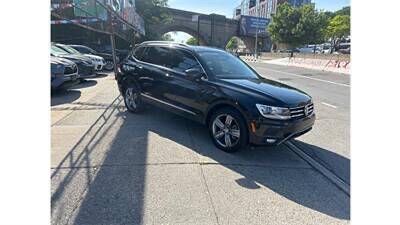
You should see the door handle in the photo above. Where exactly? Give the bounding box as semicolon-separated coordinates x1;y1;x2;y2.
136;65;143;70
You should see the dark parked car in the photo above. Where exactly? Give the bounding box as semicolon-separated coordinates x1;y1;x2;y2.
51;56;79;90
51;44;96;79
68;45;118;71
116;41;315;152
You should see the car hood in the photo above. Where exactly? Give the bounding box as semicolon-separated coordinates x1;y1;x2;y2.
51;56;75;66
85;54;104;60
218;78;312;106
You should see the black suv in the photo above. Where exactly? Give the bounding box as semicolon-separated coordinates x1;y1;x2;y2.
116;41;315;152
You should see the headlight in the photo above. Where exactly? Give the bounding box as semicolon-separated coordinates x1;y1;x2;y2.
255;104;291;120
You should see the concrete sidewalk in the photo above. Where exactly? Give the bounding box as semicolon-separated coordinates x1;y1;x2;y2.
51;74;350;225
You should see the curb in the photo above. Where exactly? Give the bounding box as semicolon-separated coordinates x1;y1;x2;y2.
285;141;350;196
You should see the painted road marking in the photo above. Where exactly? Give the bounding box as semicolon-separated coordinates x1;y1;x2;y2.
258;67;350;88
321;102;338;109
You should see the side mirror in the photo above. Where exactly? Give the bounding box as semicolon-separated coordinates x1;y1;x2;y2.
185;68;203;81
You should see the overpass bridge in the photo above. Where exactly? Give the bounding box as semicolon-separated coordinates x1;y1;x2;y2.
148;7;271;52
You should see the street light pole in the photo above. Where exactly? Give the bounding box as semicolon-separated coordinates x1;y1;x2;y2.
255;25;258;60
254;2;258;60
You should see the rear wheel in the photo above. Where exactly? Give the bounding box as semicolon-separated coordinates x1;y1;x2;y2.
208;108;248;152
123;84;142;113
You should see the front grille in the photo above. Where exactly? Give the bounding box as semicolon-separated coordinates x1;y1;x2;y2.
64;65;77;75
290;103;314;119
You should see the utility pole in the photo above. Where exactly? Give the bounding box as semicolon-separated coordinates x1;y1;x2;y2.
109;12;118;77
254;1;258;60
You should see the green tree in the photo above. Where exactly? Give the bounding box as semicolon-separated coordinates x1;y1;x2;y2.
136;0;173;41
334;6;350;17
268;3;329;49
325;15;350;50
226;37;239;50
298;4;329;45
160;33;174;41
186;37;198;45
268;3;302;49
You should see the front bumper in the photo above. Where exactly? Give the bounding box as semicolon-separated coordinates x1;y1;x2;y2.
51;73;80;89
93;61;105;71
77;64;96;78
248;113;316;146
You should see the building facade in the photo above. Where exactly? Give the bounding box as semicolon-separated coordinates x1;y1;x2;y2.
233;0;311;19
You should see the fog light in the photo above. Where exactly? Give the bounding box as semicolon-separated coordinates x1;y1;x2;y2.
266;138;277;144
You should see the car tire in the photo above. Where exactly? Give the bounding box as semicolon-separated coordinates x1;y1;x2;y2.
208;108;248;153
104;60;114;71
123;84;143;113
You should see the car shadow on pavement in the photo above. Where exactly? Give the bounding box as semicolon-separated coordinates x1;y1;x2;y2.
291;140;350;185
51;101;350;225
51;89;81;106
93;73;109;79
70;80;98;90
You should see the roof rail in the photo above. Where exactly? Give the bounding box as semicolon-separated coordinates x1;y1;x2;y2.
140;41;189;47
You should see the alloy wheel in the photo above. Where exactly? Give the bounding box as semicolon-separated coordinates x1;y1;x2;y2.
105;60;114;70
125;87;138;111
212;114;241;148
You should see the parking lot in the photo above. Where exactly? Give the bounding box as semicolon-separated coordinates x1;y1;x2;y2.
51;65;350;225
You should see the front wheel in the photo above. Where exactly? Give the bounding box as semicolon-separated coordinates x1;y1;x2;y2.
104;60;114;71
123;85;143;113
208;108;248;153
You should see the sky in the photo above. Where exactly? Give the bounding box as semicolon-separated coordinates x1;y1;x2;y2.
166;0;350;43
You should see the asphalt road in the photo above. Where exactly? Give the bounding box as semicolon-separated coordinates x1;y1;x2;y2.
51;70;350;225
248;62;350;185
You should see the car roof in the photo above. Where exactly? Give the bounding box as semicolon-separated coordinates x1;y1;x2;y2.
138;41;225;53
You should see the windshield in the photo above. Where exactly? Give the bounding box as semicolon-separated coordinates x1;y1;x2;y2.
58;45;81;54
197;51;259;79
51;45;69;55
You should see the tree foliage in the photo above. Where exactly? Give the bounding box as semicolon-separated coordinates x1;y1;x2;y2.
324;15;350;51
334;6;350;17
136;0;172;40
226;37;239;50
268;3;327;48
325;15;350;39
160;33;174;42
186;37;198;45
268;3;302;48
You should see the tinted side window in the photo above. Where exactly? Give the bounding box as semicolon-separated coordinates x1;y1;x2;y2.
75;47;90;54
169;49;200;73
141;46;170;67
132;47;146;60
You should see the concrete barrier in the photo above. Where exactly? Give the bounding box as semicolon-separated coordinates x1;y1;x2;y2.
262;56;350;74
240;54;258;62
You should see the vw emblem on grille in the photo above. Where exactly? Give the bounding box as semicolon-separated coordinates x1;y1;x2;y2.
304;105;310;116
